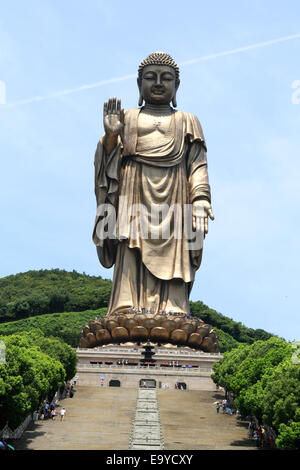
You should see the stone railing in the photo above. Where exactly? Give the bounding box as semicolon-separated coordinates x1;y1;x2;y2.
77;363;212;373
156;349;222;357
0;414;32;439
76;346;222;358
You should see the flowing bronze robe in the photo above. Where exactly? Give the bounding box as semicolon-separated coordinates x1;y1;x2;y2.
92;108;211;315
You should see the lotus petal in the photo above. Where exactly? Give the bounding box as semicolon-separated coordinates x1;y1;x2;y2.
111;326;130;343
150;327;170;343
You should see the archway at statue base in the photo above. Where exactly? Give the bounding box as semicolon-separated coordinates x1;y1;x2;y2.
176;382;187;390
109;379;121;387
139;379;156;388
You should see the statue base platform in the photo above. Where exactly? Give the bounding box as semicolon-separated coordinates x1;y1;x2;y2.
79;312;218;353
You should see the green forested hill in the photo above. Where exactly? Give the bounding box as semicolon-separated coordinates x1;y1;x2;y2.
0;269;111;321
190;301;273;343
0;308;106;347
0;269;274;351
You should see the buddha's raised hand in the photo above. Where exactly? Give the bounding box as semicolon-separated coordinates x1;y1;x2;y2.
103;97;125;137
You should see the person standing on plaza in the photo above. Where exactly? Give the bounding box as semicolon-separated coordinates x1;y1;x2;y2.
222;399;227;413
248;421;254;438
60;408;66;422
253;431;260;447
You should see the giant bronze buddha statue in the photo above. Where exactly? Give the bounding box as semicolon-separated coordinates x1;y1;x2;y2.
80;52;218;352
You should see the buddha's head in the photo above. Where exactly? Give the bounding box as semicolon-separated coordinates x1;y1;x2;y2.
137;52;180;107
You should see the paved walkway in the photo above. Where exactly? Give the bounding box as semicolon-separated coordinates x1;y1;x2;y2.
14;386;256;450
158;390;256;450
14;387;137;450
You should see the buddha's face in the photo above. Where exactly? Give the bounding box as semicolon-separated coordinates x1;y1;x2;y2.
139;65;178;105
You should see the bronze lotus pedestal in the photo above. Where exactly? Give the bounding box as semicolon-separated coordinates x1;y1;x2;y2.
79;312;218;353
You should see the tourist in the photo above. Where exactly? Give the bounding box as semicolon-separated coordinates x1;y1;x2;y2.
51;408;56;420
248;421;254;438
222;399;227;413
60;408;66;421
260;426;267;447
253;431;260;447
257;425;262;444
268;436;275;448
42;405;49;419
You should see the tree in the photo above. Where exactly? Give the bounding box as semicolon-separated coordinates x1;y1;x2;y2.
230;338;292;398
276;422;300;450
213;328;240;353
211;343;251;392
49;290;70;313
22;329;77;381
0;299;8;320
0;334;65;429
11;298;31;319
211;336;299;448
260;360;300;429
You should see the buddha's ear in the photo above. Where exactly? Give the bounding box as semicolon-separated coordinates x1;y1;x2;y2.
138;92;144;107
137;78;143;107
172;93;177;108
172;81;180;108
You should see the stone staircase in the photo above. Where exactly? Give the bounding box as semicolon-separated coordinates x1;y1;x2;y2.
129;388;164;450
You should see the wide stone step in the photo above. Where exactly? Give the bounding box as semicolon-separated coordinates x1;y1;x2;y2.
131;444;164;450
136;401;158;410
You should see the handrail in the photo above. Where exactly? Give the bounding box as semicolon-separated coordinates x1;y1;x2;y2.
76;347;222;357
76;363;212;372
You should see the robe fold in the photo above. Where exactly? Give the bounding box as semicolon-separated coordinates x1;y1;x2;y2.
92;108;211;315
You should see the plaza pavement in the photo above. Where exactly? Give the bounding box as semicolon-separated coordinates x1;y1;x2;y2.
14;386;256;450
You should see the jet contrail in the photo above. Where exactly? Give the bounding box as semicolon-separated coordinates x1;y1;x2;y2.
1;32;300;108
179;32;300;65
1;74;137;108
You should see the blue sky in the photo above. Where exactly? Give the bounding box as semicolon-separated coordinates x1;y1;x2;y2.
0;0;299;341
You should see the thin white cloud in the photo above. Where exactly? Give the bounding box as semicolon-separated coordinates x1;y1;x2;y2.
1;32;300;108
1;74;137;108
179;32;300;65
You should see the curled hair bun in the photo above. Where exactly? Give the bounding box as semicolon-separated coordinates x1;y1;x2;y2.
138;52;180;85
